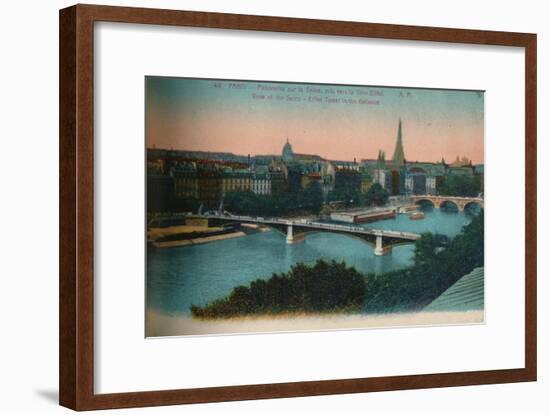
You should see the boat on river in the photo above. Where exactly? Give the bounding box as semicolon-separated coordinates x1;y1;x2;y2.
409;211;425;220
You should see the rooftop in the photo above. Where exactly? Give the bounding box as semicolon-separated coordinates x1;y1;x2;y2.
424;267;484;312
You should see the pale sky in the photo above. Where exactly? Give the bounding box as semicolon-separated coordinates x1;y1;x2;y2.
146;77;484;164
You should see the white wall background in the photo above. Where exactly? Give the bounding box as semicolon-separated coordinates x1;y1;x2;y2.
0;0;546;414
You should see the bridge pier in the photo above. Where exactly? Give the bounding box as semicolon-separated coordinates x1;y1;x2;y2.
374;235;392;256
286;225;305;244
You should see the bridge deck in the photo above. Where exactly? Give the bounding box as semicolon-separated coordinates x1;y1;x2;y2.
199;214;421;241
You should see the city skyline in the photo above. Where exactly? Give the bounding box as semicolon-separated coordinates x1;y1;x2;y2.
146;77;484;164
146;139;479;166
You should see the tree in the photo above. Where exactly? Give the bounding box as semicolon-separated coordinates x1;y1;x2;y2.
327;187;362;207
223;185;325;217
191;260;366;318
364;210;484;312
439;174;481;197
364;183;389;206
301;181;324;212
413;233;449;269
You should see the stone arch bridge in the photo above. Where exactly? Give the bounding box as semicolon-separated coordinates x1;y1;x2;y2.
195;214;421;256
410;195;484;212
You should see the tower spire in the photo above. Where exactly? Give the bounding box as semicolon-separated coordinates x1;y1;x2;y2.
392;118;405;166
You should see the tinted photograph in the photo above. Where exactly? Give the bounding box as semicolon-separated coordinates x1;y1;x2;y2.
145;77;484;337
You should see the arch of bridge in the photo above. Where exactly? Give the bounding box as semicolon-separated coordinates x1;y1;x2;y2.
412;196;483;211
464;200;484;209
439;199;460;210
413;198;437;208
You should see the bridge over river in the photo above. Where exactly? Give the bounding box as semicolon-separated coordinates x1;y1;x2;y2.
410;195;483;212
192;214;421;256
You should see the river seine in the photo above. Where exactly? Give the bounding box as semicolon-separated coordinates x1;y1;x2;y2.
147;206;477;316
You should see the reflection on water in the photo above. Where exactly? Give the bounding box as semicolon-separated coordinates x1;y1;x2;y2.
147;207;474;316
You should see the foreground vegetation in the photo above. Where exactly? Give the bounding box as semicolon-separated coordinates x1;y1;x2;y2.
365;211;484;312
191;260;366;318
191;211;484;318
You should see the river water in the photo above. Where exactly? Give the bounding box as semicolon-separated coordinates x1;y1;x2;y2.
147;206;478;316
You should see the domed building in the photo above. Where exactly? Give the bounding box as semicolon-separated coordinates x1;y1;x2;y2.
282;138;294;162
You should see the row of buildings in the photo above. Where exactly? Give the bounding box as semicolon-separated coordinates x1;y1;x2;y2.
171;164;285;200
148;146;371;208
147;120;484;210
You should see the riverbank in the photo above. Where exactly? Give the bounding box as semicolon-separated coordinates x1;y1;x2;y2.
146;309;484;337
152;231;247;248
148;222;263;248
148;224;217;240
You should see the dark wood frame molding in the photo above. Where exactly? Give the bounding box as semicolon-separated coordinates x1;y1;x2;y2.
59;4;537;411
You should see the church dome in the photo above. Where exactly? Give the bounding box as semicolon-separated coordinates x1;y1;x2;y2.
282;138;294;162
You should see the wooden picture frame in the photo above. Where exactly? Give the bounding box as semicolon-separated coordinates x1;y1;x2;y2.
59;4;537;410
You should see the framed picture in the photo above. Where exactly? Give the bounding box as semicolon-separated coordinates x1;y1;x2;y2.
59;4;537;410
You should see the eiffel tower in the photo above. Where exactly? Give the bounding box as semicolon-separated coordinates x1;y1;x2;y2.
392;119;405;166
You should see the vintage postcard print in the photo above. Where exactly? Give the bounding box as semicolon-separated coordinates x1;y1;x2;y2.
145;77;484;337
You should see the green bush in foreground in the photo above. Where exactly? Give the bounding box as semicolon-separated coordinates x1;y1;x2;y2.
191;260;366;318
